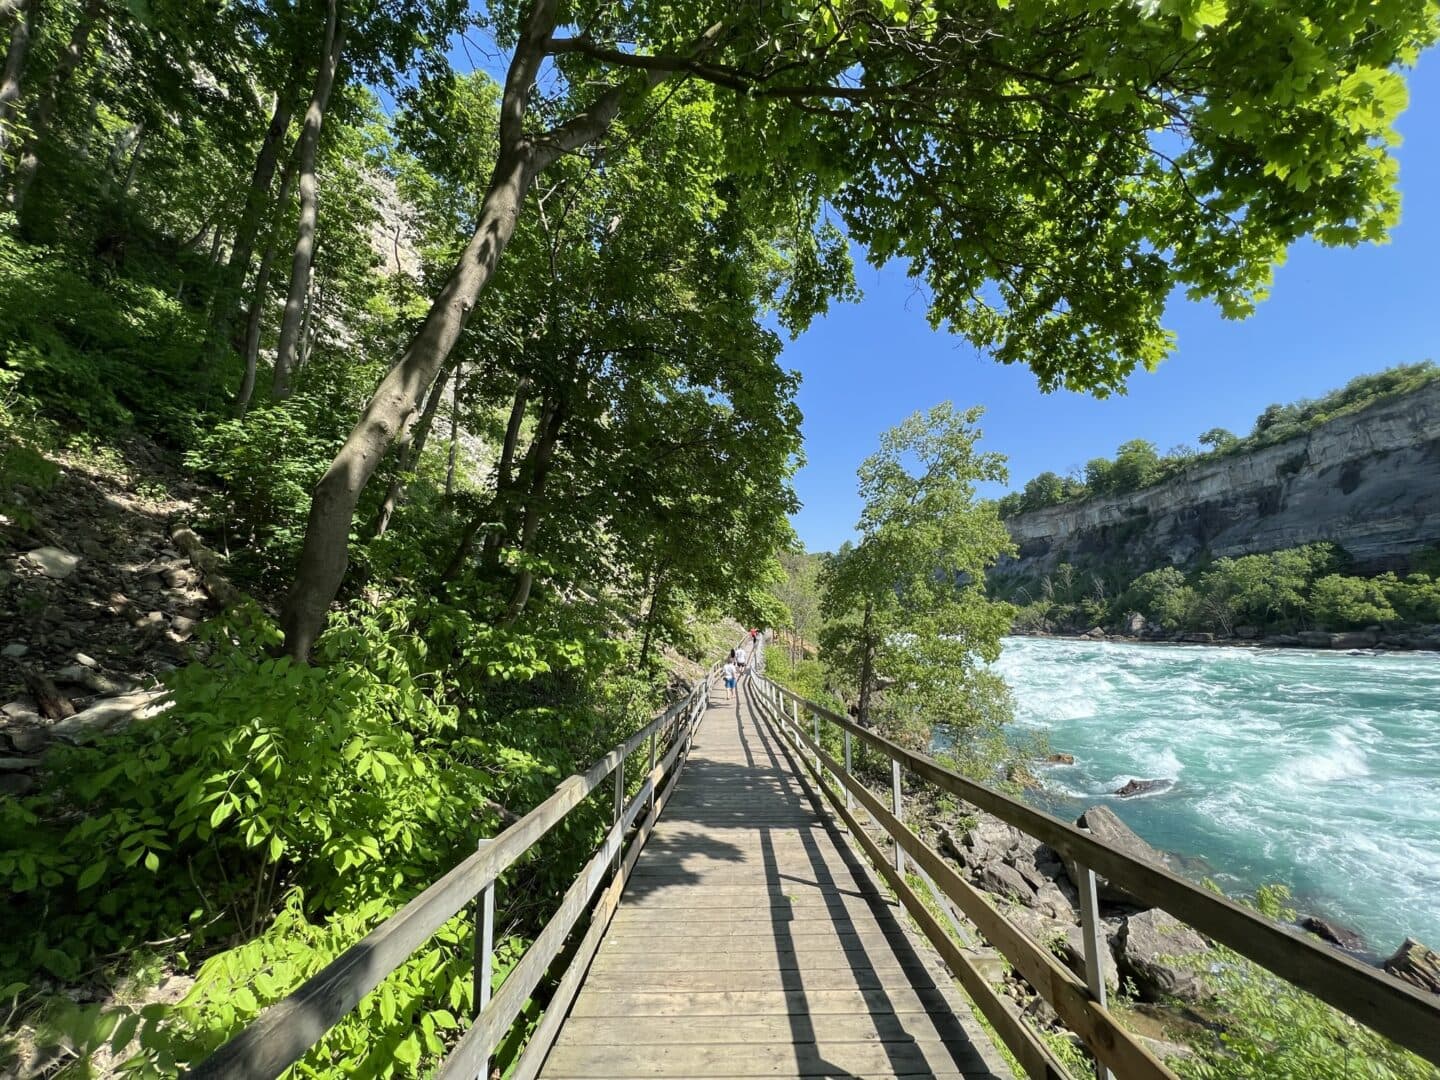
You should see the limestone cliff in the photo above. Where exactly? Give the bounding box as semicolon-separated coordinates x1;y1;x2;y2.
1001;379;1440;577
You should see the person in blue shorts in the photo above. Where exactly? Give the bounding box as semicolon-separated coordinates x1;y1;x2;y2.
721;653;738;701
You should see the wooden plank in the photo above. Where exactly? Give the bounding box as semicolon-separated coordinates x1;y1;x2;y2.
763;688;1168;1080
551;1012;981;1046
541;1038;990;1077
566;987;957;1018
511;696;703;1080
750;692;1072;1080
579;967;941;994
762;680;1440;1066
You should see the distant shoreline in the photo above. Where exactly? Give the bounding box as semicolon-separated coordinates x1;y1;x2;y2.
1008;627;1440;655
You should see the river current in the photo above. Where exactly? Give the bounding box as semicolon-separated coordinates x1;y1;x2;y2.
992;635;1440;955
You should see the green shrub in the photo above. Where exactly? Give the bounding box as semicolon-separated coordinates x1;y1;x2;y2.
1309;574;1398;629
0;234;230;444
1177;886;1434;1080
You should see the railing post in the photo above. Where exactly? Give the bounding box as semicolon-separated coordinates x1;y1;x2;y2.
473;839;495;1023
647;728;657;814
812;710;822;779
612;759;625;875
843;729;853;810
891;758;904;875
1077;865;1114;1080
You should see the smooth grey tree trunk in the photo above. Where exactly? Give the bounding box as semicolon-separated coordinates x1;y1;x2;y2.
272;0;342;400
236;143;299;417
207;61;300;357
0;0;34;163
375;361;454;536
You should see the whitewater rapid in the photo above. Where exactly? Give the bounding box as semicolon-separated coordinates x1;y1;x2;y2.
993;636;1440;954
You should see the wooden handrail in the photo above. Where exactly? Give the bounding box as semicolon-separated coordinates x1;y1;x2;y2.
755;676;1440;1067
191;661;719;1080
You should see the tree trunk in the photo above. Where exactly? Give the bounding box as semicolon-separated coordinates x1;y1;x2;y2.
638;567;667;668
235;145;298;417
502;396;566;623
480;374;531;564
279;0;651;660
444;364;462;496
11;0;102;217
857;599;875;726
0;0;34;163
272;0;342;401
118;120;143;195
206;57;302;356
375;360;454;536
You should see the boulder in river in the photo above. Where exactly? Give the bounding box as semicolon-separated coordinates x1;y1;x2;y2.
1121;611;1146;637
1383;938;1440;994
1066;805;1167;907
1299;915;1366;952
1329;630;1378;649
1113;778;1173;798
1297;630;1333;648
1047;753;1075;764
1083;626;1106;639
1118;908;1211;1001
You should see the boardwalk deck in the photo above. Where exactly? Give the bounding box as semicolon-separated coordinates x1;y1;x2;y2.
539;679;1006;1080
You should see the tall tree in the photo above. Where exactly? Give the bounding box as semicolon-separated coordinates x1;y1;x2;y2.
820;404;1014;755
272;0;343;400
279;0;1437;660
11;0;104;217
0;0;33;162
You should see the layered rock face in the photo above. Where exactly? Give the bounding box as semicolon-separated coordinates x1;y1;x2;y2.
1002;380;1440;576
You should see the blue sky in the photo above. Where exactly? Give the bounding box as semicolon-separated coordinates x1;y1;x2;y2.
782;54;1440;554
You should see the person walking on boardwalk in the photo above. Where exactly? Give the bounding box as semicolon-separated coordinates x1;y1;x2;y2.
721;654;738;701
736;644;748;679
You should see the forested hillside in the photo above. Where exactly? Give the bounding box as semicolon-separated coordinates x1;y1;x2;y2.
1;0;1436;1073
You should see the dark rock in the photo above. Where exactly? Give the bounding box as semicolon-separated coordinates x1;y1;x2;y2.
1178;632;1214;644
0;756;37;771
1121;611;1146;636
1;726;47;753
1083;626;1106;640
1118;908;1211;1001
1383;938;1440;994
1060;925;1119;992
1264;634;1301;647
1066;805;1167;907
1329;630;1378;649
1047;753;1075;765
1298;630;1333;648
1233;625;1260;640
0;773;37;796
977;860;1036;902
1299;915;1366;952
1113;778;1173;798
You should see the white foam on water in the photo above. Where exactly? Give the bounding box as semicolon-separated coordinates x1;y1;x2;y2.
996;636;1440;951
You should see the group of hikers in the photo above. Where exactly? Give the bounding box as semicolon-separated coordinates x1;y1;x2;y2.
718;628;761;702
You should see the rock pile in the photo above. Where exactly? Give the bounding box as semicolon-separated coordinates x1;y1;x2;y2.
1;443;225;791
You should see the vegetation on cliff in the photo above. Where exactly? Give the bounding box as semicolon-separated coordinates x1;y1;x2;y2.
996;362;1440;518
996;542;1440;640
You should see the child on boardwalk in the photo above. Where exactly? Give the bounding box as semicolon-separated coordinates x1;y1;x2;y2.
721;652;738;701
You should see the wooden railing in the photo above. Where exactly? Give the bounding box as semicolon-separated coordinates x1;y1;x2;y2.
747;672;1440;1079
190;660;719;1080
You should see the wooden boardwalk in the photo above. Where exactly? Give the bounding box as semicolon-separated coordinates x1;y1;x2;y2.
539;678;1005;1079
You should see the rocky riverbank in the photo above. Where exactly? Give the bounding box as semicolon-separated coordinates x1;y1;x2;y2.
907;794;1440;1062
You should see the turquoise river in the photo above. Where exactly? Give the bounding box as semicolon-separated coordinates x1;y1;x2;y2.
993;635;1440;956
